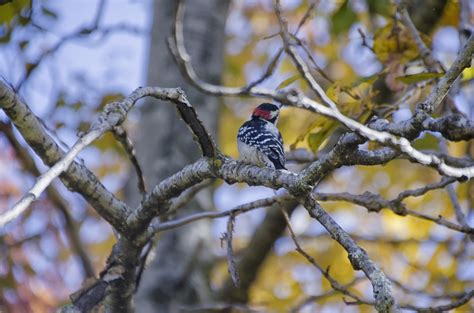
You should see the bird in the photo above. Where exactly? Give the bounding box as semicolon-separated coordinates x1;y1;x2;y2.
237;103;286;170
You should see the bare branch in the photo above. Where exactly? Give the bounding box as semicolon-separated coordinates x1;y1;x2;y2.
0;80;130;231
401;289;474;312
397;0;441;71
171;1;474;180
303;195;397;312
149;196;284;234
314;176;474;235
217;199;299;302
0;125;109;228
0;121;95;278
419;34;474;113
274;0;338;110
0;85;217;230
112;125;147;195
128;159;214;234
222;214;240;287
281;209;371;305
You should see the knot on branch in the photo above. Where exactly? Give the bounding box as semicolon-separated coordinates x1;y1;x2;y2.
389;201;408;216
359;192;388;213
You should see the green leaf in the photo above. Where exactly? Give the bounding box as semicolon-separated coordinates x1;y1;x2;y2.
331;0;357;36
396;72;444;84
0;0;30;24
276;73;301;89
413;133;439;150
307;121;337;153
367;0;392;17
350;74;379;88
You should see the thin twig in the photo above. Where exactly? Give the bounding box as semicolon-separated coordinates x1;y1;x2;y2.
400;290;474;312
396;0;441;71
290;278;365;313
168;179;214;213
170;0;474;180
439;140;471;230
112;125;147;195
281;209;372;306
394;176;456;202
17;4;142;89
314;176;474;235
223;213;240;287
274;0;338;110
419;34;474;113
149;196;285;234
357;28;376;54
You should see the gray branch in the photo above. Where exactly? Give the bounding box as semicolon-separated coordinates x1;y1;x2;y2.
0;80;130;232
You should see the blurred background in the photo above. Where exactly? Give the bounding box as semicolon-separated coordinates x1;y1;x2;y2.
0;0;473;312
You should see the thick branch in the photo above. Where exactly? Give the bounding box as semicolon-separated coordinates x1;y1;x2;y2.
0;121;95;278
0;81;130;231
0;85;217;231
170;0;474;179
0;122;110;228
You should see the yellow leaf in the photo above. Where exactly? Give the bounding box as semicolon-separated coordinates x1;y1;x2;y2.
373;21;429;63
307;121;337;153
276;73;301;89
290;116;333;150
461;66;474;81
396;72;444;84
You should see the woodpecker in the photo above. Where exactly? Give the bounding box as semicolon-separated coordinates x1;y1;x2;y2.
237;103;286;170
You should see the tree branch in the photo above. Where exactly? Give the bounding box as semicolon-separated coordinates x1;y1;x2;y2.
419;34;474;113
0;80;130;232
281;209;371;305
0;85;217;230
170;0;474;180
112;125;147;195
0;121;95;277
304;195;397;312
397;0;440;71
149;196;285;234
